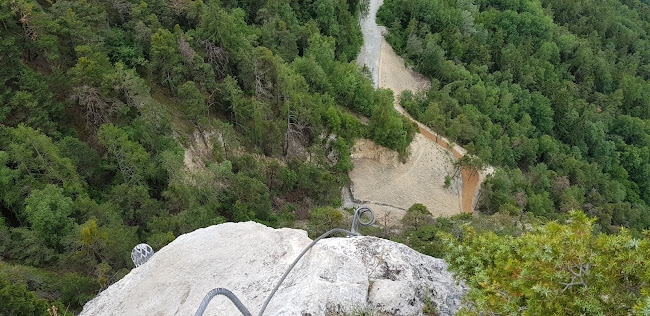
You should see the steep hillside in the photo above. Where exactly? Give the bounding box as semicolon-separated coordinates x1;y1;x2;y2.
0;0;417;312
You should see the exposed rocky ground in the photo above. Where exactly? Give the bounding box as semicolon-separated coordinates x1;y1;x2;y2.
80;222;466;316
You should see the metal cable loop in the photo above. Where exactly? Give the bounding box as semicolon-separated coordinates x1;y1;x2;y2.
351;206;375;235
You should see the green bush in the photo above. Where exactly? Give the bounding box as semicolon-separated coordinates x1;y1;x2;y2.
0;276;53;316
401;203;434;231
308;207;343;237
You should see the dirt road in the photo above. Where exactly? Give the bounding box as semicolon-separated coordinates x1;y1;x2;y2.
349;0;492;221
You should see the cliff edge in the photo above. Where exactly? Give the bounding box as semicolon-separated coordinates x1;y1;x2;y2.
80;222;465;316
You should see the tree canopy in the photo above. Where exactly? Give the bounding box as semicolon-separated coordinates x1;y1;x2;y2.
0;0;412;312
380;0;650;234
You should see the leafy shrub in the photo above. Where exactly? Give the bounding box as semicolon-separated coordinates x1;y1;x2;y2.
308;207;343;237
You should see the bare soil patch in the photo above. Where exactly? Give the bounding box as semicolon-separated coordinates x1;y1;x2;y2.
349;38;491;225
377;39;489;214
349;134;462;224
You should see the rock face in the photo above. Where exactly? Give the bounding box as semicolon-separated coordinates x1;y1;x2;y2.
80;222;466;316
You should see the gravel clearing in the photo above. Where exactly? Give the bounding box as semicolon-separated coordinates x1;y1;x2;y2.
356;0;385;88
377;39;431;94
349;134;462;222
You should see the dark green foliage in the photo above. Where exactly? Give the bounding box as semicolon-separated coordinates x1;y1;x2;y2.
401;203;433;231
231;174;273;222
292;161;341;206
307;206;343;237
0;0;415;310
56;137;108;191
0;276;54;316
0;263;97;314
379;0;650;232
177;81;207;123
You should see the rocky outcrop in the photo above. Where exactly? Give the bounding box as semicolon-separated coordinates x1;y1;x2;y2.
80;222;466;316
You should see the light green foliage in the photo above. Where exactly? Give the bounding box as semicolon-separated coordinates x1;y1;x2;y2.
150;28;183;89
24;185;75;251
369;104;406;149
441;211;650;315
293;56;331;92
257;4;300;62
107;63;151;110
2;126;85;221
323;105;342;134
422;288;438;315
330;62;376;116
443;175;452;189
8;126;83;190
68;45;113;88
75;214;137;271
305;33;336;72
308;0;363;61
197;4;257;58
98;124;152;185
331;137;353;173
368;91;417;156
108;184;162;227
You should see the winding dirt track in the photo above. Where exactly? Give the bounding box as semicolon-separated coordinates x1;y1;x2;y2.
377;40;480;214
350;1;490;218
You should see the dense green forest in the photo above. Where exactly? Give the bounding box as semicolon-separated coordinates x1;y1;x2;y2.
3;0;650;314
377;0;650;313
378;0;650;234
0;0;418;313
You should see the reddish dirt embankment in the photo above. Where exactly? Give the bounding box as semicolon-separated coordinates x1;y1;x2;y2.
418;127;479;213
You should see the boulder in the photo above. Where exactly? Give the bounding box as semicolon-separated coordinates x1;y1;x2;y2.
80;222;466;316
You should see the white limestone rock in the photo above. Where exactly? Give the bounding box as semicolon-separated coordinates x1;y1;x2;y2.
80;222;465;316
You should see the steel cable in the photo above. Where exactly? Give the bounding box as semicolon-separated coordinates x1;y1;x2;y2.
194;207;374;316
194;288;252;316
